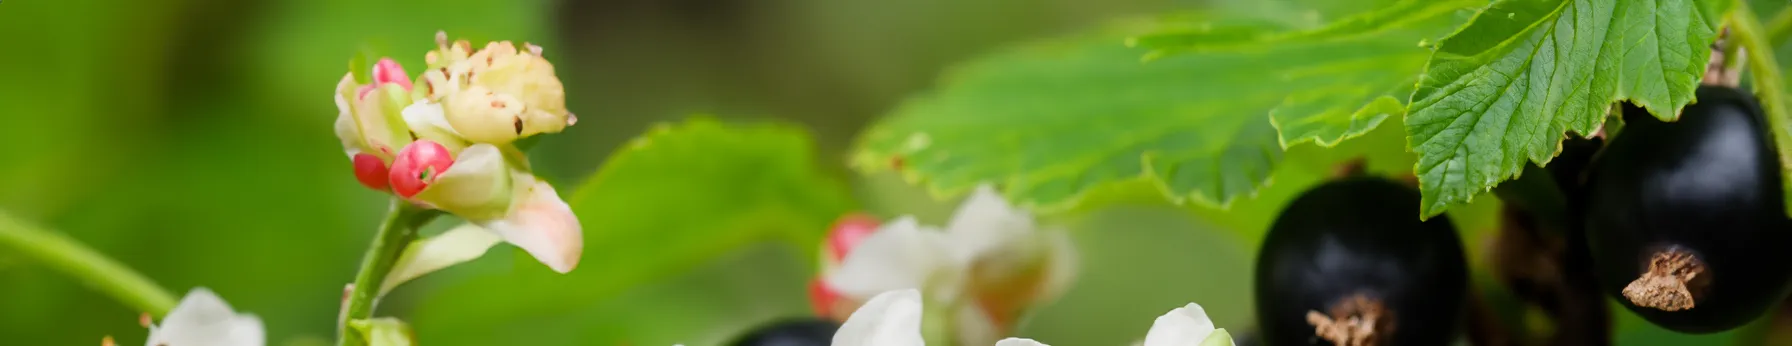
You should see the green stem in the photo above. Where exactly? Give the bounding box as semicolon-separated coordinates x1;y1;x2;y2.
1765;4;1792;46
1729;0;1792;217
338;199;435;346
0;210;178;315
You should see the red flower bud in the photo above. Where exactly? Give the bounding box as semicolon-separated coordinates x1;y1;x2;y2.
372;57;413;91
825;213;881;262
809;278;842;319
352;153;391;191
389;140;454;198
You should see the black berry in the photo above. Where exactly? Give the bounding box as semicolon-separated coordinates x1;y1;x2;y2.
1583;85;1792;333
1255;177;1469;346
727;318;839;346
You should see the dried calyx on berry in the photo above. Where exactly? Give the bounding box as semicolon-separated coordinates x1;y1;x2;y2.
1582;85;1792;333
1255;177;1468;346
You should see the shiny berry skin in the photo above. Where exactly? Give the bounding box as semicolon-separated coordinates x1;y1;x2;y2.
372;57;413;91
352;153;391;191
1582;86;1792;333
825;213;881;262
727;318;839;346
388;140;454;198
1255;177;1467;346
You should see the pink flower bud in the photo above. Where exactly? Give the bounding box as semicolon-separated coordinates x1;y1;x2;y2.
825;213;882;262
809;278;843;319
352;153;391;191
389;140;455;198
372;57;413;91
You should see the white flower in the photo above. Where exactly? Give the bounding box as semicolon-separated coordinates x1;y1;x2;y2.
383;93;582;276
419;32;573;144
1141;303;1234;346
994;338;1050;346
823;184;1077;345
144;288;265;346
331;32;584;279
832;289;926;346
829;290;1232;346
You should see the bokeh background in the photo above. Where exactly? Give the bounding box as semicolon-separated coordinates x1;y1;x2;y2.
0;0;1784;345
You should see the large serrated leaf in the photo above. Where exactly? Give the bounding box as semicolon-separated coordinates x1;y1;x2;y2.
411;118;855;343
852;0;1480;212
1404;0;1728;218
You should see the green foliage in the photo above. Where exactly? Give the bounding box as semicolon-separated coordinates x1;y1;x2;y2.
1404;0;1728;217
851;0;1482;215
0;0;557;344
349;318;417;346
850;29;1272;212
1139;0;1483;149
411;117;855;344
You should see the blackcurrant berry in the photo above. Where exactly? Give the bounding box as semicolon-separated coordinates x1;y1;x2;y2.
727;318;839;346
1549;136;1603;206
1255;177;1468;346
1582;85;1792;333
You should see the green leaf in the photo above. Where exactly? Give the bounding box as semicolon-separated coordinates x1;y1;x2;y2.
412;117;856;343
1404;0;1729;218
851;0;1480;212
349;318;417;346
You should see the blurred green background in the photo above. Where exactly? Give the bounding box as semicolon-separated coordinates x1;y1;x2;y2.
0;0;1777;345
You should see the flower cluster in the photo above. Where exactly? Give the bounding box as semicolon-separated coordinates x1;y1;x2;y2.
333;32;582;273
813;184;1079;345
833;289;1235;346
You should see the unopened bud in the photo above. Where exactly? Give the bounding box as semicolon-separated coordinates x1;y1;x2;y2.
825;213;881;263
389;140;455;198
372;58;413;91
353;153;391;191
809;278;846;319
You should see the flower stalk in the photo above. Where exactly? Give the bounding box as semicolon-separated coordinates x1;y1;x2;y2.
0;210;177;315
338;199;437;346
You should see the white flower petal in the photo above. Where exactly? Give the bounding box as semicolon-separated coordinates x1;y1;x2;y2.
146;288;266;346
444;86;529;143
401;101;471;152
380;223;505;294
412;144;513;221
825;217;956;299
995;338;1050;346
335;76;368;157
832;289;925;346
1142;303;1220;346
1039;230;1080;301
480;177;583;273
336;113;363;157
944;184;1034;260
956;305;1001;346
1199;329;1235;346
